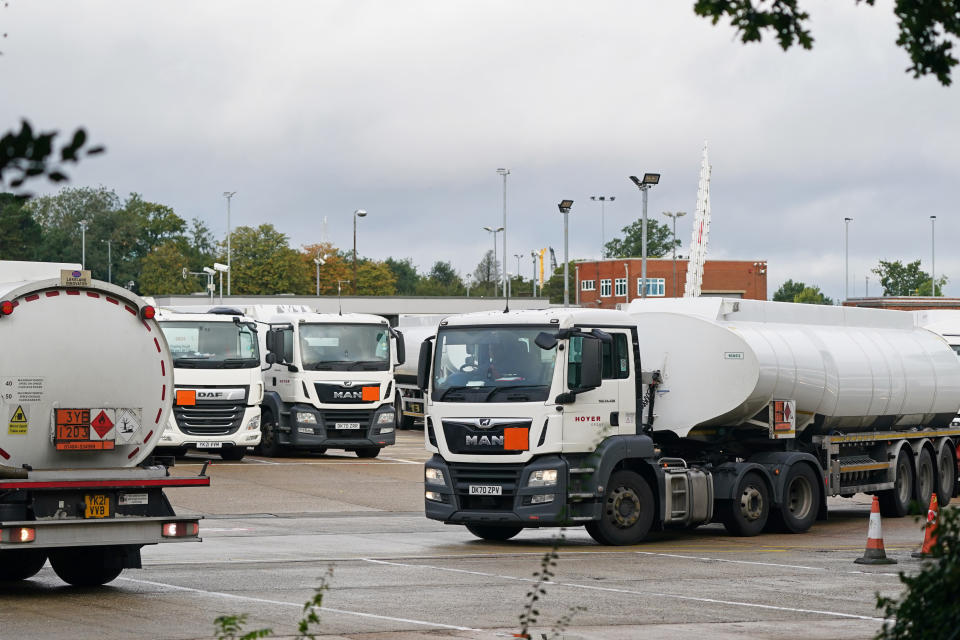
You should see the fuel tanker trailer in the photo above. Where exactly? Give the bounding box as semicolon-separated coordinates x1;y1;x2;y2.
418;298;960;545
0;262;208;585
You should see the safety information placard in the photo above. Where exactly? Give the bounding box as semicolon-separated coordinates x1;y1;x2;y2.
54;408;114;451
8;404;29;435
1;377;46;405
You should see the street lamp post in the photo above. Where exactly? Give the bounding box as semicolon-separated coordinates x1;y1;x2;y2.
78;220;88;269
590;196;615;258
223;191;236;295
100;239;112;283
662;211;687;297
844;217;852;301
629;174;660;299
482;226;503;294
314;254;325;296
213;262;229;303
931;215;937;296
353;209;367;295
497;168;510;298
513;254;523;294
558;200;574;307
530;251;538;297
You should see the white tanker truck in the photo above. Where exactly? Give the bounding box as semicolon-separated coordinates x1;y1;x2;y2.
419;298;960;544
0;262;207;585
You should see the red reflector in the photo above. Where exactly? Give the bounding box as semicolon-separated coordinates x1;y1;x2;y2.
162;521;200;538
140;305;156;320
5;527;36;543
0;300;14;315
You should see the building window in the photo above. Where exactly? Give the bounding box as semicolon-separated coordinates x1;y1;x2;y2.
581;279;595;291
637;278;665;297
614;278;627;297
600;279;612;297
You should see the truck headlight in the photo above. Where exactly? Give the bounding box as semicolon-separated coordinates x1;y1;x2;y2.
527;469;558;488
296;412;317;424
246;414;261;430
425;490;444;502
376;410;395;425
425;468;445;485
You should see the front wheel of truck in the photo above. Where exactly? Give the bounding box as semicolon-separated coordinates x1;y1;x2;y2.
466;524;523;541
585;470;655;546
356;447;380;458
0;550;47;581
49;547;124;586
256;411;283;457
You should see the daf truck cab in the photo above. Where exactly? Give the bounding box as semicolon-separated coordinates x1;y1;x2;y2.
155;307;263;461
251;309;404;458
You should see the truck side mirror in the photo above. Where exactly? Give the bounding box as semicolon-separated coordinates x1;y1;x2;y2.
579;337;603;389
417;340;433;391
394;330;406;366
265;352;277;365
535;331;558;350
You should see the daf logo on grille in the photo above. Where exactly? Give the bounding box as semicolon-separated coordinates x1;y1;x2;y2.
478;418;492;428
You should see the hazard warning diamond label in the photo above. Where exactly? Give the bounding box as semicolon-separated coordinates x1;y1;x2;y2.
90;410;115;439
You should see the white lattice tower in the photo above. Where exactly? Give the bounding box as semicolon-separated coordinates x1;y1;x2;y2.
684;142;712;297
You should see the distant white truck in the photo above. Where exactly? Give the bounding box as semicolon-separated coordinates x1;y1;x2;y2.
0;262;206;585
394;315;446;429
155;307;263;460
248;307;404;457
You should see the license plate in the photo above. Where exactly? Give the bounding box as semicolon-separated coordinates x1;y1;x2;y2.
410;403;423;413
85;494;110;518
469;485;502;496
195;441;223;449
334;423;361;430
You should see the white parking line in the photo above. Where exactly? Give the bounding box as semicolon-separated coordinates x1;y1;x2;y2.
362;558;886;622
633;551;901;577
118;576;479;631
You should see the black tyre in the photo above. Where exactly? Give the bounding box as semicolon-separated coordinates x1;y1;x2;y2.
914;447;935;510
936;444;956;505
256;412;283;457
394;396;415;430
49;547;123;586
466;524;523;541
879;448;914;517
721;471;770;536
0;550;47;581
356;447;380;459
585;470;655;545
313;447;328;455
768;464;819;533
219;447;246;461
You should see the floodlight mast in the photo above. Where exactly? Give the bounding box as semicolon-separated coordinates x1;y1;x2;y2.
629;173;660;300
558;200;574;307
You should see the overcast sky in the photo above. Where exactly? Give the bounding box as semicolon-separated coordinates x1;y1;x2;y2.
3;1;958;300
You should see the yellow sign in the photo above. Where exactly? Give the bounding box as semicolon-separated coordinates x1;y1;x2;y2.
8;404;28;435
60;269;92;287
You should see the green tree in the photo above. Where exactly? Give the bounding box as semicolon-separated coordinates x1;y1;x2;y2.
694;0;960;85
472;250;500;296
793;286;833;305
355;260;397;295
872;259;946;296
139;242;202;295
772;279;807;302
384;257;420;295
227;224;311;295
1;120;104;192
415;261;465;295
604;219;678;259
0;193;41;260
875;506;960;639
301;242;351;295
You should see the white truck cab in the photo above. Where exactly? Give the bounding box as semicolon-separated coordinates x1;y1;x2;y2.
251;308;404;458
155;307;263;460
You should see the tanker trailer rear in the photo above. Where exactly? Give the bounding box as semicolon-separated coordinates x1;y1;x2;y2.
0;265;208;585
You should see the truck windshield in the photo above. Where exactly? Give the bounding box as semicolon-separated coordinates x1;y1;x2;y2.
299;323;390;371
160;321;260;368
432;326;556;402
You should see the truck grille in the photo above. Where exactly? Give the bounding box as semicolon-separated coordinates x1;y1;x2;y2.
174;402;245;436
442;419;533;455
448;463;524;511
321;409;373;438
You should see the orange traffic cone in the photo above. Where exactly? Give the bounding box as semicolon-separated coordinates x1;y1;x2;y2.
855;495;897;565
911;493;939;558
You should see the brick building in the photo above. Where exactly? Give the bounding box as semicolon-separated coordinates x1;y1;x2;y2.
573;258;767;309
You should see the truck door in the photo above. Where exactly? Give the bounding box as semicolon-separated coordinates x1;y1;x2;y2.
563;328;634;448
